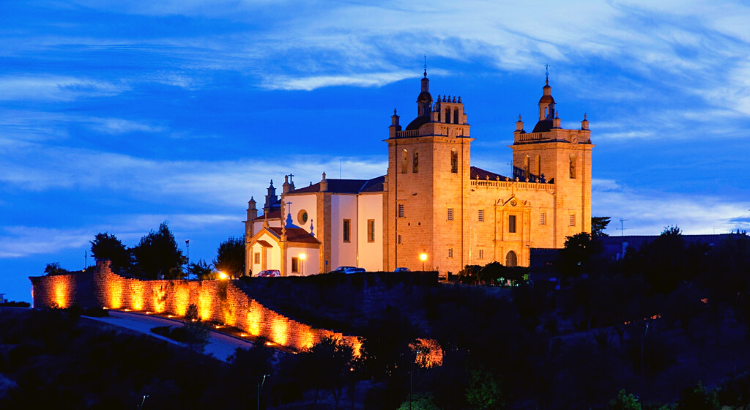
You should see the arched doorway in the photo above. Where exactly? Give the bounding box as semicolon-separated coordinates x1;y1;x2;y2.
506;251;518;267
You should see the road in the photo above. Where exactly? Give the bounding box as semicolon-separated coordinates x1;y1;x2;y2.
85;310;255;362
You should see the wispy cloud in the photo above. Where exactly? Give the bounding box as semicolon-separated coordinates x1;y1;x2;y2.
262;71;421;91
0;76;128;102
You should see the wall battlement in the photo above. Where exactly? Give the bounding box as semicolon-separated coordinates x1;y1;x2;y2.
29;261;361;353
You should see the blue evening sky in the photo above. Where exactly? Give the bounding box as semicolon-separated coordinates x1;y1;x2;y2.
2;0;749;301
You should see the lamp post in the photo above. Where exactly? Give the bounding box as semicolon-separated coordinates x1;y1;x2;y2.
409;349;421;410
185;239;190;279
419;253;427;271
299;253;306;276
258;374;268;410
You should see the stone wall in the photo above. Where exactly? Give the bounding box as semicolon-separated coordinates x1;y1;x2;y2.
29;261;362;353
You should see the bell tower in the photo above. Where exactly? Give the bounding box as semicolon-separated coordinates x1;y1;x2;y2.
510;76;594;248
384;70;473;275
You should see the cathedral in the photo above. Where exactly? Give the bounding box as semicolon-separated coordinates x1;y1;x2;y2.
243;71;593;277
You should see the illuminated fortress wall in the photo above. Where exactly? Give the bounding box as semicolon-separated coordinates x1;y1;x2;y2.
29;261;361;352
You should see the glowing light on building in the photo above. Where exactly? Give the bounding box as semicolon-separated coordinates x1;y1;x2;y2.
174;285;189;316
131;281;144;311
247;304;262;337
109;279;123;309
218;271;228;280
199;287;212;321
271;316;289;346
53;279;68;308
152;286;166;313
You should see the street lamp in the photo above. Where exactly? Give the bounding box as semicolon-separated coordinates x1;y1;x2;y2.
218;271;228;280
419;253;427;271
299;253;306;276
185;239;190;279
258;374;269;410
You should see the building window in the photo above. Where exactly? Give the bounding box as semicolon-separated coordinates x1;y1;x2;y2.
413;150;419;173
343;219;351;242
445;107;451;124
540;212;546;226
398;204;405;218
447;208;454;221
509;215;517;233
478;209;484;222
569;214;576;227
478;249;484;259
453;109;459;124
254;252;260;264
506;251;518;267
398;234;402;245
448;247;453;258
291;257;299;273
451;149;458;173
402;149;408;174
297;209;308;225
367;219;375;243
569;154;577;179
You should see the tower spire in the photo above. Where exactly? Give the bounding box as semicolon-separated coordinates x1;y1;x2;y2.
545;63;549;85
424;55;427;77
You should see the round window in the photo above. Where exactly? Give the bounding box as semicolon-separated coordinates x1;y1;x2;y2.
297;209;308;225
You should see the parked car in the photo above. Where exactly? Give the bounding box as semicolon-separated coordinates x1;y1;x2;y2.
394;267;411;272
343;267;366;274
257;270;280;277
332;266;356;273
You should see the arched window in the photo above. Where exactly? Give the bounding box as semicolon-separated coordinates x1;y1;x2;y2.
524;155;530;180
413;150;419;173
402;149;408;174
451;149;458;173
544;107;548;118
453;109;459;124
506;251;518;267
569;154;577;179
536;155;541;178
445;107;451;124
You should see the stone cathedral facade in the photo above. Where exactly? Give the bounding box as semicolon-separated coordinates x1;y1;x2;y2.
244;72;593;277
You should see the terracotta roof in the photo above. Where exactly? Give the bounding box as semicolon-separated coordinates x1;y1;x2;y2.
256;240;272;248
289;176;385;194
268;227;321;245
252;209;281;221
470;166;509;180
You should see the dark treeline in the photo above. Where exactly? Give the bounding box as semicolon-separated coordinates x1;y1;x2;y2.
45;222;246;280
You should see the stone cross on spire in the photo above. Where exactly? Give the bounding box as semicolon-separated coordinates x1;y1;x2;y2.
424;55;427;77
545;64;549;84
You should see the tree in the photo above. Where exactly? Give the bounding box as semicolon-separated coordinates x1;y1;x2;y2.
608;389;641;410
465;366;506;410
190;259;216;280
131;222;184;279
557;232;604;278
214;236;245;278
676;381;719;410
90;232;131;271
305;337;355;409
44;262;68;275
182;304;210;354
592;216;611;237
